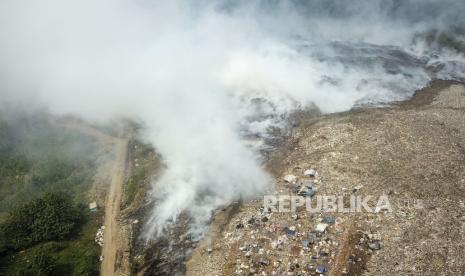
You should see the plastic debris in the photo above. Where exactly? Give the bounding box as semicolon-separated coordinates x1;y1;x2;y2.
302;240;310;248
298;185;316;197
283;174;297;184
286;227;296;236
316;265;328;274
322;216;335;224
316;223;328;233
95;226;105;246
304;169;317;177
368;240;382;250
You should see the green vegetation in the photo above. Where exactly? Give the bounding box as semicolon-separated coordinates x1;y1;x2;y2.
2;192;82;250
123;139;160;207
0;213;100;275
0;113;102;275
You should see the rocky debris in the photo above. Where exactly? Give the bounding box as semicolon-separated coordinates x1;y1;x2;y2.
95;225;105;246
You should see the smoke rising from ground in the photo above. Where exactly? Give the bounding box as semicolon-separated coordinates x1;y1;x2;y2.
1;0;464;238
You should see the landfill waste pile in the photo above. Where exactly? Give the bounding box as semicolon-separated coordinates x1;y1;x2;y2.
95;225;105;247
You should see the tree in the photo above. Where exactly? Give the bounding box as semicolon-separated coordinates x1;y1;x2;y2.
1;192;83;250
17;247;58;276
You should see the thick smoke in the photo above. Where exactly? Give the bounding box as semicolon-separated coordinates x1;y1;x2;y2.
0;0;464;238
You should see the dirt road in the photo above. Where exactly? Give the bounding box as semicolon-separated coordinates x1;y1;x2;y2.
53;119;131;276
101;137;129;276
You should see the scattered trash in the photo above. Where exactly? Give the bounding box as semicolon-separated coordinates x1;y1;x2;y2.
307;233;315;244
304;169;317;177
290;184;300;193
316;265;328;274
322;216;335;224
257;258;270;266
286;226;297;236
95;226;105;246
236;223;244;229
302;240;310;248
89;201;98;212
353;185;363;193
283;174;297;184
368;240;382;250
298;185;316;197
316;223;328;233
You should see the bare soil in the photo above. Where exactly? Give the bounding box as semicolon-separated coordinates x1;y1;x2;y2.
101;137;131;276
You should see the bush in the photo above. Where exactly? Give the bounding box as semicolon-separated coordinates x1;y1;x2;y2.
1;192;83;250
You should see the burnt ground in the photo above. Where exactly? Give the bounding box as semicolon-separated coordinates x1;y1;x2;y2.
185;80;465;275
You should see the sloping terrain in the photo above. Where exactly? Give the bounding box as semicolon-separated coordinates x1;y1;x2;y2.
185;80;465;275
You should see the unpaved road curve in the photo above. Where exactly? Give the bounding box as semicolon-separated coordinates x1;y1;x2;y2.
101;137;129;276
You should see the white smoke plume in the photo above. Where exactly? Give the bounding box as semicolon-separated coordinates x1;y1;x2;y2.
1;0;464;238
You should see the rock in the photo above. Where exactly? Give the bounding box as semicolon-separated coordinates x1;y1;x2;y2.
284;174;297;184
368;240;382;250
315;223;328;233
316;265;328;274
